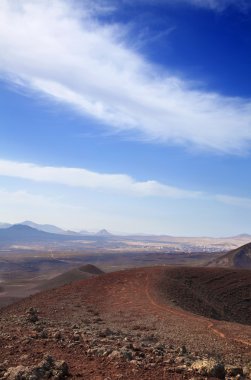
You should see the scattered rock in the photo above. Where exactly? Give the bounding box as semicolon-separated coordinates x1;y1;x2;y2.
53;331;62;341
98;328;114;338
225;365;243;377
243;364;251;379
178;345;187;355
2;356;69;380
109;350;121;359
39;330;48;339
2;365;27;379
26;308;39;323
72;333;80;342
120;350;133;361
191;358;225;379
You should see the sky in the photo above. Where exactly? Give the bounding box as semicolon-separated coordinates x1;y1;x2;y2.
1;0;251;236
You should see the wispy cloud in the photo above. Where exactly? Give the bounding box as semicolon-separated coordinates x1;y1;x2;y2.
0;159;201;199
2;159;251;212
0;188;55;207
1;0;251;153
214;194;251;208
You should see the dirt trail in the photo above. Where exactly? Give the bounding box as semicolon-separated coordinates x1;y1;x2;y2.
0;265;250;379
145;273;251;348
98;267;251;358
145;274;226;337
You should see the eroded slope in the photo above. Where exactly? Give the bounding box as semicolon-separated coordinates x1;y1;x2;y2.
157;266;251;325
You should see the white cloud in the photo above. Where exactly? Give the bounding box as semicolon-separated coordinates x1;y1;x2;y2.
214;194;251;208
0;188;54;207
0;159;201;199
2;158;251;210
2;159;251;235
0;0;251;153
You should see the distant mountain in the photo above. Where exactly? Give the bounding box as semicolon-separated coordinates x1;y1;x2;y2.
208;242;251;269
96;229;112;236
37;264;104;291
11;221;92;236
0;224;83;244
232;233;251;239
20;221;71;235
79;230;91;235
0;224;101;246
65;230;79;235
0;223;12;229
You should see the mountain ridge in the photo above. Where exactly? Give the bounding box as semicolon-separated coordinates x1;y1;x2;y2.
208;241;251;268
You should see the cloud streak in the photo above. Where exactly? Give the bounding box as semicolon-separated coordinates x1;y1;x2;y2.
1;0;251;153
0;159;201;199
2;158;251;212
214;194;251;208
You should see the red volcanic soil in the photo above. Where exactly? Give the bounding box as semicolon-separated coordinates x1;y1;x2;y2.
0;266;250;379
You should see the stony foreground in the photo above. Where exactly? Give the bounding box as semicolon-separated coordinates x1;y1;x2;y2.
0;266;250;379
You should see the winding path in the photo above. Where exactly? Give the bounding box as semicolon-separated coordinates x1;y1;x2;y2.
145;273;251;348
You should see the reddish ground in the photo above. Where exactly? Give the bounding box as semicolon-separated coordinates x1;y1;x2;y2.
0;266;250;379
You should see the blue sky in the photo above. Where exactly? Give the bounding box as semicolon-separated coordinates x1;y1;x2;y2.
1;0;251;235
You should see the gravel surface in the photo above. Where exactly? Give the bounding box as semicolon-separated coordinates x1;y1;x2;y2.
0;266;250;379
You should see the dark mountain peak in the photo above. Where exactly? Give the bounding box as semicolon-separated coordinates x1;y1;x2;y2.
21;220;33;224
20;221;69;235
79;264;104;275
0;224;62;244
37;264;104;292
208;241;251;269
96;229;112;236
0;224;93;245
233;233;251;238
10;224;38;232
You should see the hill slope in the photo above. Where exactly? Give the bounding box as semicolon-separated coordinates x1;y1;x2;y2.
0;266;250;379
157;266;251;325
208;242;251;269
20;221;69;235
37;264;104;291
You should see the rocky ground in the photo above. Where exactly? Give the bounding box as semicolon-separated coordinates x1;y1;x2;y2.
0;266;250;379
